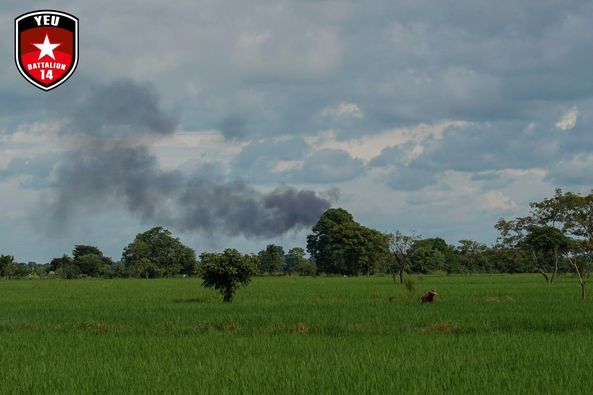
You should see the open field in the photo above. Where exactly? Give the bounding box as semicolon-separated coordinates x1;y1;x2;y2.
1;275;593;394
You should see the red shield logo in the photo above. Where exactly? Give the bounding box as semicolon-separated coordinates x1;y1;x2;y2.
15;10;79;91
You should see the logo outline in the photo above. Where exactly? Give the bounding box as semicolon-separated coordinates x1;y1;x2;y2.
15;10;79;91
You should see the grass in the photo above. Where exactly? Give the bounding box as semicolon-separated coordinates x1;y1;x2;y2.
1;274;593;394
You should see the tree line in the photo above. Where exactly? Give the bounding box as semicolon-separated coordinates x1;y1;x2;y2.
1;188;591;297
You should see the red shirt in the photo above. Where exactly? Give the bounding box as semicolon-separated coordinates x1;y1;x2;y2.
421;293;435;303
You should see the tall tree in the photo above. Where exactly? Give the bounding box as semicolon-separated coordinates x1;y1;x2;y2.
388;231;419;283
457;240;487;276
122;227;197;278
73;245;103;261
72;245;112;277
532;189;593;296
307;208;355;274
284;247;307;275
258;244;285;274
328;222;389;275
0;255;16;280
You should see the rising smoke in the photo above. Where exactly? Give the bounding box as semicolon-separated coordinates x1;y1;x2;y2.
48;80;331;237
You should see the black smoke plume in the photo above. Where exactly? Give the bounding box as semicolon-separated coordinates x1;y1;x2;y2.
48;80;331;237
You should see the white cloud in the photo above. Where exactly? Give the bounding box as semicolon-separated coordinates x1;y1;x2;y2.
555;106;578;131
322;102;364;119
306;120;469;161
480;191;517;212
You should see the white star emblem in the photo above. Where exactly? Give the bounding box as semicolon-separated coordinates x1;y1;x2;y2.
33;34;61;60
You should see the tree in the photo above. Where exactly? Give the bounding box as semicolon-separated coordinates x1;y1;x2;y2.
531;189;593;296
496;189;589;294
76;254;104;277
258;244;285;274
523;226;570;283
0;255;16;280
496;217;555;282
307;208;355;274
71;245;112;277
388;231;419;283
284;247;307;275
328;222;389;275
408;238;455;274
48;254;79;279
73;245;103;261
293;259;317;276
457;240;487;276
199;249;257;302
410;246;445;274
133;258;159;279
122;227;197;277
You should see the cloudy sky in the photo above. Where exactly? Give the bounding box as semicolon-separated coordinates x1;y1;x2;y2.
1;1;592;262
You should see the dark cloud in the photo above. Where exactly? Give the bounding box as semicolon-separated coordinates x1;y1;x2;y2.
65;80;178;137
47;80;330;238
217;116;249;140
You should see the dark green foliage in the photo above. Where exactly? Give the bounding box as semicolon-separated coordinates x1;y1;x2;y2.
284;247;307;274
73;245;103;261
76;254;104;277
293;260;317;276
307;208;355;273
48;255;80;279
328;222;389;275
122;227;197;278
258;244;285;274
0;255;16;280
457;240;488;275
133;258;159;279
72;245;113;277
199;249;257;302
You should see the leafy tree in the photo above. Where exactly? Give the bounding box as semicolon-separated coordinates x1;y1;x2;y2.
328;222;389;275
410;246;445;274
284;247;308;275
487;246;530;273
73;245;103;261
496;188;590;294
122;227;197;277
522;226;571;283
48;255;80;279
199;249;257;302
457;240;487;276
106;261;128;278
76;254;104;277
388;231;420;283
70;245;114;277
293;260;317;276
0;255;16;280
258;244;285;274
497;214;572;283
133;258;159;279
307;208;355;274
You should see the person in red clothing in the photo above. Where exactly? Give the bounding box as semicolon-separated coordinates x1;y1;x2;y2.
420;289;438;303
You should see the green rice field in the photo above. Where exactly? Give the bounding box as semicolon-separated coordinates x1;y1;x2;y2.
1;275;592;394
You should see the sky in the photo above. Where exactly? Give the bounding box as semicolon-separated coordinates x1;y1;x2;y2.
1;1;593;262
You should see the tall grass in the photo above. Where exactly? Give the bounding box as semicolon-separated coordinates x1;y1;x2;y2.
0;275;592;394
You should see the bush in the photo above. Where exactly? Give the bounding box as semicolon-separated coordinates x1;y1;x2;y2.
199;249;257;302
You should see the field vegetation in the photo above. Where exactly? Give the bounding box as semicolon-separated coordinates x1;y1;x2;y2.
1;275;592;394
